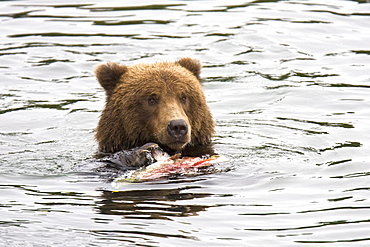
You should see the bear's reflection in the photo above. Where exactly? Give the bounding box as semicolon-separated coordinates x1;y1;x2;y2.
96;186;213;220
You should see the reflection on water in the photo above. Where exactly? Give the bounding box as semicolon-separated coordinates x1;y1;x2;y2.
1;0;370;246
97;186;213;219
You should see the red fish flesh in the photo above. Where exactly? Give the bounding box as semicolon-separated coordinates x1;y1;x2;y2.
117;155;219;182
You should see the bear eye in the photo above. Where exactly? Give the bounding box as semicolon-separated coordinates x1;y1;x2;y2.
180;95;187;104
148;95;158;105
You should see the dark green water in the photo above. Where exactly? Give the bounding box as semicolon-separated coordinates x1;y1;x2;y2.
1;0;370;246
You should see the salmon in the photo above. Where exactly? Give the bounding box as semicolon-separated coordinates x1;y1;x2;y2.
108;143;220;183
121;155;219;182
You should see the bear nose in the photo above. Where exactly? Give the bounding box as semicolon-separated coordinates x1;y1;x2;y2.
167;119;188;139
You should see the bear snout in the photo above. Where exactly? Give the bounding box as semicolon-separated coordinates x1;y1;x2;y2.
167;119;188;139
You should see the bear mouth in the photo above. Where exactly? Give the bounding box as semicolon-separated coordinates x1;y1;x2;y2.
165;141;188;151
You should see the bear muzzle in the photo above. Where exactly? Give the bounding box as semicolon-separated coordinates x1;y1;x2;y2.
164;119;191;151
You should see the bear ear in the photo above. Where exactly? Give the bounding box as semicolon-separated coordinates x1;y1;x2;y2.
95;62;128;95
176;57;201;80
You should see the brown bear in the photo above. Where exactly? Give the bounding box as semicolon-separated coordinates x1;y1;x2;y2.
94;57;215;155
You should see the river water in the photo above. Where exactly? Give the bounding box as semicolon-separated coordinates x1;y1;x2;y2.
1;0;370;246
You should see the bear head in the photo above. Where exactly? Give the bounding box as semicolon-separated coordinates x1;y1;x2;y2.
94;57;215;154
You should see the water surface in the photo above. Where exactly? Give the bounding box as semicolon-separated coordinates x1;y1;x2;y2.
1;0;370;246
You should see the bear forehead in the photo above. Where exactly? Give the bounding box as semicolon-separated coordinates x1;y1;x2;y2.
118;62;201;93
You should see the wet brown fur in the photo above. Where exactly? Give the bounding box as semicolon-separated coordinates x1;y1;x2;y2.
95;57;215;153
